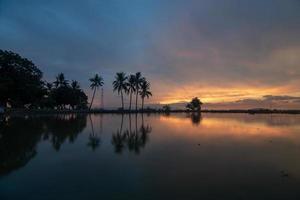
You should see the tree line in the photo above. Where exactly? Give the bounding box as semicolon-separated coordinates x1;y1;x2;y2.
0;49;204;112
0;50;153;111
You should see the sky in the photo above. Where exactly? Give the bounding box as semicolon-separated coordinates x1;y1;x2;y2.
1;0;300;109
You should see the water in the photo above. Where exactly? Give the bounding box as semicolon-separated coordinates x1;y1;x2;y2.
1;113;300;200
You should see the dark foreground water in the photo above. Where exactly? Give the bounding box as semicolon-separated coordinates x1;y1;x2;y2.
1;113;300;200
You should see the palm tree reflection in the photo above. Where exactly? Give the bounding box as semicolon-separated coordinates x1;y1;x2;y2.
87;115;100;151
112;114;151;154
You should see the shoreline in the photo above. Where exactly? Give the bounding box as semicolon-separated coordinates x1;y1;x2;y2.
1;109;300;115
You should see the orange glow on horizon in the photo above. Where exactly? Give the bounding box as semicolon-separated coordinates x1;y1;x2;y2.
155;82;300;105
158;114;300;139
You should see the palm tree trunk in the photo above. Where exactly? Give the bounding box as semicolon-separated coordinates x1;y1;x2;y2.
142;97;144;112
135;90;138;112
121;89;124;110
129;90;132;111
100;87;103;109
89;88;96;110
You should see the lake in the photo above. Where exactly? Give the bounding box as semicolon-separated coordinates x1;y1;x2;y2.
1;113;300;199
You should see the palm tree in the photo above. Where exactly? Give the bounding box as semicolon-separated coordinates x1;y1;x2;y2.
71;80;80;90
133;72;144;111
89;74;104;110
45;82;53;93
113;72;127;110
126;74;136;111
54;73;68;88
139;80;152;111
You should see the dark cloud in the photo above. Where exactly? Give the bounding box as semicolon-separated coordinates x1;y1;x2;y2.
263;95;300;102
1;0;300;107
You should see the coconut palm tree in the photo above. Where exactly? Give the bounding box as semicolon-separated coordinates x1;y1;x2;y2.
45;82;53;93
126;74;136;111
54;73;68;88
133;72;144;111
139;80;152;111
71;80;80;90
89;74;104;110
113;72;127;110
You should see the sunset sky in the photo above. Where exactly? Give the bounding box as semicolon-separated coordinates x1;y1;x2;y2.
1;0;300;109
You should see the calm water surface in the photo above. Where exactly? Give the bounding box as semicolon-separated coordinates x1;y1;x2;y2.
1;113;300;199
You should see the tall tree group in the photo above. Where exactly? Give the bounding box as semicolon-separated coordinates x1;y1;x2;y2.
0;50;44;108
112;72;152;111
0;50;88;109
0;49;153;111
48;73;88;109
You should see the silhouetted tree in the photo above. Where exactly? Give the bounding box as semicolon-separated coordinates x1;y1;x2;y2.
133;72;144;111
126;74;136;111
0;50;45;108
54;73;68;88
139;79;152;111
69;80;88;109
186;97;203;112
162;105;171;113
89;74;104;110
51;74;87;109
113;72;128;110
39;82;55;109
71;80;80;90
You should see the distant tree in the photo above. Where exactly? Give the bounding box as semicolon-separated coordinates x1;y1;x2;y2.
51;86;68;109
51;75;88;109
51;73;69;109
89;74;104;110
113;72;128;110
126;74;136;111
54;73;68;88
162;105;171;113
69;80;88;109
186;97;203;112
133;72;144;111
76;90;88;109
45;82;53;92
39;82;55;109
139;79;152;111
0;50;45;108
71;80;80;90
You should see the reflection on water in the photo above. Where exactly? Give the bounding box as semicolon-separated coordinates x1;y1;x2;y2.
112;114;151;154
1;113;300;199
87;115;101;151
0;114;87;176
